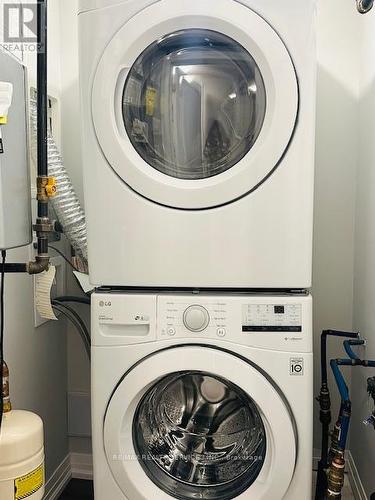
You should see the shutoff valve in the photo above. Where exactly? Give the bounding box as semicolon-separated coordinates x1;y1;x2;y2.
37;176;57;200
0;82;13;154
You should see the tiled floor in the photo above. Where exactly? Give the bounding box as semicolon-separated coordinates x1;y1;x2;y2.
60;477;356;500
58;479;94;500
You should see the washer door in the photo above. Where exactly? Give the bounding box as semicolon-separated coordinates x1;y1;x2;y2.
92;0;298;209
104;346;297;499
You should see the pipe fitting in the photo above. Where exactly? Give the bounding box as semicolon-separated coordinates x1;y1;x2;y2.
327;452;345;499
27;255;50;275
37;175;57;202
318;384;332;414
356;0;374;13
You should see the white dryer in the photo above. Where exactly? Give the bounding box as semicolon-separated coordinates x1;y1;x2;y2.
79;0;317;288
91;292;313;499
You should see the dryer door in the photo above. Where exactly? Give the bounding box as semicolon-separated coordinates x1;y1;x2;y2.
104;346;297;499
92;0;298;209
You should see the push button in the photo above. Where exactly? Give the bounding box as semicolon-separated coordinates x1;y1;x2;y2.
217;328;226;337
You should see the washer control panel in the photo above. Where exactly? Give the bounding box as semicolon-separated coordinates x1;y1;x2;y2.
93;294;312;353
157;295;311;352
242;304;302;333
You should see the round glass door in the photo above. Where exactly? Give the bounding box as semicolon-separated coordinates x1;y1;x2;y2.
104;346;297;499
123;30;266;180
133;371;266;500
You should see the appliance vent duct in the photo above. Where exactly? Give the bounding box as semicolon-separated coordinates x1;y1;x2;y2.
30;98;88;262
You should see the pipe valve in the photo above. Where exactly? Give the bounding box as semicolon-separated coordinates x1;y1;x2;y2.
37;176;57;201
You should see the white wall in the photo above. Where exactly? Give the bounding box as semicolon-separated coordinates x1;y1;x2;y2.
313;0;359;449
58;0;92;455
0;0;69;481
351;11;375;498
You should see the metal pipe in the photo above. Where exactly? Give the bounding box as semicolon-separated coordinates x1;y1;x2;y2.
32;0;50;272
2;264;27;273
37;1;48;181
321;330;359;384
356;0;374;13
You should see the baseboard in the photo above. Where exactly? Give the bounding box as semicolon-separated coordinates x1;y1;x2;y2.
347;451;367;500
70;452;93;480
44;455;72;500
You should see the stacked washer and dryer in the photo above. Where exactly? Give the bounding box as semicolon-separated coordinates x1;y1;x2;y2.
78;1;317;499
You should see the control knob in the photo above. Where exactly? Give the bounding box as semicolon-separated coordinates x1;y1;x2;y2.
183;305;210;332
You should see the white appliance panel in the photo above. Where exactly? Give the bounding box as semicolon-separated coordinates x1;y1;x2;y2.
79;0;317;288
91;292;313;500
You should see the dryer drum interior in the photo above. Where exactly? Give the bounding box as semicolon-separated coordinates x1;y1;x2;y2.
123;29;267;180
133;370;267;499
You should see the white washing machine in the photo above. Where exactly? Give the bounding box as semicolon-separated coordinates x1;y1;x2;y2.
92;292;313;499
79;0;317;289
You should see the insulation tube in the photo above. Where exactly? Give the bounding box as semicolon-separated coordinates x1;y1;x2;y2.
29;99;88;262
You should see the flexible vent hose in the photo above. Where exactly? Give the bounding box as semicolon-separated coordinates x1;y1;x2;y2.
30;99;88;262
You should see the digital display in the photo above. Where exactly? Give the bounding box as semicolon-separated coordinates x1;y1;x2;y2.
274;306;285;314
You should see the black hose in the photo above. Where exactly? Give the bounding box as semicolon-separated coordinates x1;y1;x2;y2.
52;300;90;346
52;303;90;359
55;296;91;305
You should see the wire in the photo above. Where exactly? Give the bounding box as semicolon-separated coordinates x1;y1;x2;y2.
48;245;79;272
52;303;91;359
0;250;6;431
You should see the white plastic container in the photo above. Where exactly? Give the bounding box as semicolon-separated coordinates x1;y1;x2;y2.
0;411;45;500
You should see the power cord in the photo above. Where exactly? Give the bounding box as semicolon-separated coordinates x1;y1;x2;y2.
0;250;6;431
47;245;79;272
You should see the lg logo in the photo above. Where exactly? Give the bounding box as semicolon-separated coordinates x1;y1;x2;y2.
3;3;45;47
99;301;112;308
